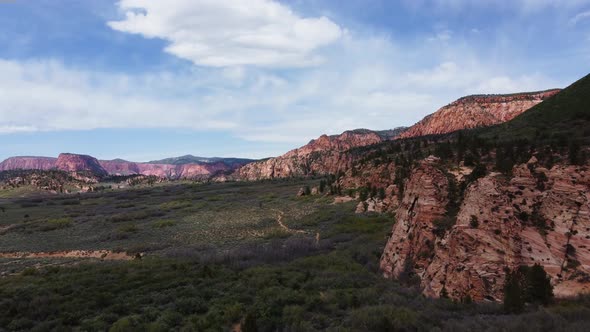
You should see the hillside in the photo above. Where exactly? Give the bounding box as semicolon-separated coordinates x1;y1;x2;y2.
237;129;388;180
148;155;256;167
0;154;253;180
399;89;560;139
480;73;590;141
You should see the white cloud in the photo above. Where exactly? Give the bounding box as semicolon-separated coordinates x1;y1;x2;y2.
570;10;590;25
0;59;239;133
108;0;343;67
0;0;570;153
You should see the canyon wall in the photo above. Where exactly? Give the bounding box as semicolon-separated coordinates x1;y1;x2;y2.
380;157;590;301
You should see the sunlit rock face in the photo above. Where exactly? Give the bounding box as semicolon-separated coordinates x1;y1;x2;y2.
380;158;590;301
237;129;385;180
398;90;561;139
0;156;57;171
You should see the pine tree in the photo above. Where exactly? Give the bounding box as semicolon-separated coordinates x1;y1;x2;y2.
504;271;524;313
242;312;258;332
526;264;554;305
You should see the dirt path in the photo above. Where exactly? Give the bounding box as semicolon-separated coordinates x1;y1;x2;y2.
0;250;134;261
273;209;306;234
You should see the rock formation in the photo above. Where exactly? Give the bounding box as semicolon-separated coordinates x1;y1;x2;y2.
380;157;590;301
399;90;561;139
0;154;251;180
55;153;108;177
0;156;57;171
238;129;390;180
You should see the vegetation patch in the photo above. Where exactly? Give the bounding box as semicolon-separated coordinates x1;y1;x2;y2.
41;218;73;231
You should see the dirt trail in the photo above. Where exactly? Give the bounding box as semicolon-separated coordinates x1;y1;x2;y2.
0;250;134;261
274;209;306;234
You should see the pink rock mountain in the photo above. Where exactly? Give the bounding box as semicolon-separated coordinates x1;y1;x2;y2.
55;153;108;177
237;90;561;181
238;129;388;180
399;89;561;139
380;157;590;301
0;154;251;179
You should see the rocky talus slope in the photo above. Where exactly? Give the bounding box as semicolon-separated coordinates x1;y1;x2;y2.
399;90;561;139
380;157;590;301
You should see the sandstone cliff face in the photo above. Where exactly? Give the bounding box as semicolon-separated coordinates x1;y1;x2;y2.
55;153;108;177
99;159;141;175
0;157;57;171
135;162;232;179
380;158;590;301
380;158;450;278
0;155;246;180
399;90;561;139
238;129;384;180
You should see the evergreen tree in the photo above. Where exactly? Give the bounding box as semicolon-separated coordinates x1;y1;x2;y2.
378;187;386;200
569;141;581;165
504;271;524;313
525;264;554;305
242;312;258;332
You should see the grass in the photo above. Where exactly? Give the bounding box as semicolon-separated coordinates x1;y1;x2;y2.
0;179;326;256
152;220;175;229
40;218;73;232
1;194;590;331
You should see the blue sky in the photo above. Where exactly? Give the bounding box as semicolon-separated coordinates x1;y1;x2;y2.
0;0;589;161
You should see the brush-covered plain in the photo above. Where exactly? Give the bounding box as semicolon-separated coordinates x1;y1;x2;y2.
1;180;590;331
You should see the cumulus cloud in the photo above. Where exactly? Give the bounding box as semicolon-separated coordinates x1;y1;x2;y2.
108;0;343;67
0;0;568;149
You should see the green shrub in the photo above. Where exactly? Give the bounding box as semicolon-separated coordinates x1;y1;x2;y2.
153;220;176;229
159;200;192;211
117;224;138;233
263;229;291;239
41;218;73;231
470;215;479;228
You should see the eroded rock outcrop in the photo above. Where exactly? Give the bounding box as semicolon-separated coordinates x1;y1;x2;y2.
399;90;561;139
0;156;57;171
380;158;590;301
55;153;108;177
0;154;249;180
238;129;385;180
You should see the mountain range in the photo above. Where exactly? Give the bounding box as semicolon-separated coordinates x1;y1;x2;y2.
1;73;590;303
0;154;254;179
0;88;563;180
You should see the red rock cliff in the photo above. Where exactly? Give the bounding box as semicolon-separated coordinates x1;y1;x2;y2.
238;129;384;180
0;157;57;171
55;153;109;177
380;158;590;301
399;89;561;139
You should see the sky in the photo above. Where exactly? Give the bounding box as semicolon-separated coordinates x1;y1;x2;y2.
0;0;589;161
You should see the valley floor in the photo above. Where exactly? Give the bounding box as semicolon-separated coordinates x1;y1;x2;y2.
1;181;590;331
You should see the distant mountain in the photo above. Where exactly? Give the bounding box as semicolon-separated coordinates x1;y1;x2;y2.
0;156;57;171
398;89;561;139
55;153;108;177
238;128;399;180
0;154;255;179
148;155;256;167
375;127;409;140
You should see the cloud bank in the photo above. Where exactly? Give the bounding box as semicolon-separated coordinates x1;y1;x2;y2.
0;0;574;147
108;0;343;67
